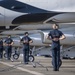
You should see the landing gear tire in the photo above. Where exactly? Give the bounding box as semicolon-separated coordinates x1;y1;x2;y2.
29;55;34;62
4;53;7;58
13;54;19;60
52;59;62;67
59;59;62;67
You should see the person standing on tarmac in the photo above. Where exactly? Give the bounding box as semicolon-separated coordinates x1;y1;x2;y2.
0;38;4;59
47;23;66;71
20;32;33;64
4;35;14;60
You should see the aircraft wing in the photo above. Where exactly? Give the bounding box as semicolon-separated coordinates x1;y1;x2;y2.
0;30;41;35
43;13;75;23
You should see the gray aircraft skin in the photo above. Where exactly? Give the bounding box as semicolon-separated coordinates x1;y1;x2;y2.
1;26;75;46
0;0;75;58
0;0;75;26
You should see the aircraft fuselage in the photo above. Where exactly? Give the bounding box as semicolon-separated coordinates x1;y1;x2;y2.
0;0;75;26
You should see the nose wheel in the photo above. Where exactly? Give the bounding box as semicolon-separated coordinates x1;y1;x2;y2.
4;53;7;58
13;54;19;60
29;55;34;62
4;53;19;60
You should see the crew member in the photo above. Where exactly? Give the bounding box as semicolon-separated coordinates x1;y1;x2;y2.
4;35;14;60
0;38;3;59
47;23;66;71
21;32;33;64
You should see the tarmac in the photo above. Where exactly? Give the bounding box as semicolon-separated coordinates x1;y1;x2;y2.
0;56;75;75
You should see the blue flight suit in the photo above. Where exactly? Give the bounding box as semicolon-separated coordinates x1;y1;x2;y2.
48;29;63;71
0;40;3;59
21;36;32;64
4;38;13;60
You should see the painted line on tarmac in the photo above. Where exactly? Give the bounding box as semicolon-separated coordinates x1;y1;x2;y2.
0;61;44;75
